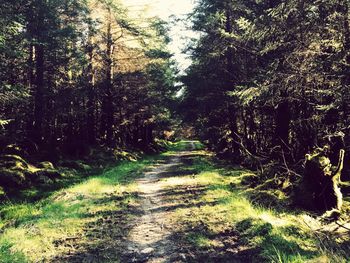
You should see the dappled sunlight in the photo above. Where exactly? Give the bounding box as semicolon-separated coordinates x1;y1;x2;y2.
202;188;231;203
0;156;158;262
258;212;293;228
162;176;198;188
187;233;222;249
1;228;47;260
69;178;116;195
2;0;350;260
1;141;348;262
161;150;210;157
156;149;329;262
197;171;223;184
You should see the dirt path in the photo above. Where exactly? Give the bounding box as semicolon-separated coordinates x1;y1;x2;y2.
52;141;250;262
8;141;350;262
121;142;196;262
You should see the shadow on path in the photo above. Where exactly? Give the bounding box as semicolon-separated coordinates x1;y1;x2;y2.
51;141;251;262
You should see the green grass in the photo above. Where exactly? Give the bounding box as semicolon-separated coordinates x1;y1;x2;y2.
192;141;205;150
168;155;349;262
166;140;189;151
165;139;205;152
0;156;159;262
1;141;348;262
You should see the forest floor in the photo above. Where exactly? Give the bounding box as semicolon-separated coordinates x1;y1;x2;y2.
1;141;349;262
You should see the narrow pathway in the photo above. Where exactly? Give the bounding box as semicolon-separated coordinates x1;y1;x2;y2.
12;141;348;262
121;142;196;262
52;141;250;262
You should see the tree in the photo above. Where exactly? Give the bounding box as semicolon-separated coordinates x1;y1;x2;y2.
182;0;350;171
0;0;177;157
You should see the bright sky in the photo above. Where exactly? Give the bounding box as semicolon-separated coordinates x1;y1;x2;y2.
123;0;198;73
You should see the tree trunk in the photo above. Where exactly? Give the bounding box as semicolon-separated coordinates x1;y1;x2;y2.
341;3;350;124
275;97;290;153
101;11;114;146
86;28;95;144
225;8;240;159
33;43;45;145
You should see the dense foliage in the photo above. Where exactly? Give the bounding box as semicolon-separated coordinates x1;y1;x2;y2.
181;0;350;174
1;2;350;261
0;0;177;159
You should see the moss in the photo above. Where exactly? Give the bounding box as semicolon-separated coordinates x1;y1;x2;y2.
0;155;32;188
37;162;55;170
0;155;20;163
59;160;91;170
114;149;139;162
0;155;28;167
254;178;281;191
0;141;348;262
2;145;24;156
0;186;5;198
166;140;189;151
0;154;64;190
0;155;28;172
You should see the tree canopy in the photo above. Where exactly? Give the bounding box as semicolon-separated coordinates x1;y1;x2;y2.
180;0;350;169
0;0;177;157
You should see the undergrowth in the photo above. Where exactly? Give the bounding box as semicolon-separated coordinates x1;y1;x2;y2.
167;151;350;262
0;154;160;262
1;141;348;262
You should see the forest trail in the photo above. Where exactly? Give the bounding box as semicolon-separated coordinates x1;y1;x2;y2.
5;140;347;262
3;0;350;261
3;140;257;263
114;140;256;262
120;142;196;262
51;140;255;262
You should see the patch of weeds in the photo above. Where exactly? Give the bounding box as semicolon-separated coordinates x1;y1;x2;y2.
235;217;317;262
0;203;40;227
167;141;189;151
246;189;288;210
6;167;91;202
0;240;27;263
236;218;272;243
41;201;85;220
163;140;205;156
281;225;312;240
249;221;273;237
193;141;205;150
191;157;216;173
261;234;315;262
240;172;259;186
187;232;214;248
266;246;306;263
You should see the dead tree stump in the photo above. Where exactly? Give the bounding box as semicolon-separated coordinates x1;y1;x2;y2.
296;146;344;214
